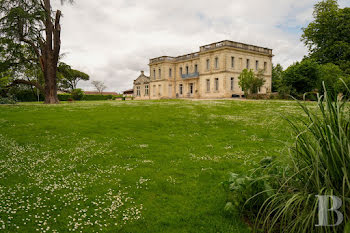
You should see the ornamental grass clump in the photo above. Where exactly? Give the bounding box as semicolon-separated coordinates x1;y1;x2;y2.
255;84;350;233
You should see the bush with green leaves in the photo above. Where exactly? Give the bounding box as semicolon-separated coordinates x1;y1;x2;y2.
71;88;84;100
225;83;350;233
223;157;280;219
0;95;16;104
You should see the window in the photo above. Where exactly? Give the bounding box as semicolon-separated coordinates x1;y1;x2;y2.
231;57;235;68
169;68;172;78
158;84;162;95
246;59;250;69
264;62;267;71
145;85;149;95
215;78;219;91
180;67;183;75
256;60;259;71
153;69;156;79
195;64;198;73
189;83;194;94
206;79;210;92
186;66;189;75
230;77;234;91
159;69;161;79
215;57;219;69
258;87;261;93
136;86;141;96
206;59;210;70
179;84;183;95
153;85;156;96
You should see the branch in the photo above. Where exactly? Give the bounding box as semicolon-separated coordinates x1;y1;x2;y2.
7;79;44;93
18;35;41;59
53;10;61;64
43;0;53;52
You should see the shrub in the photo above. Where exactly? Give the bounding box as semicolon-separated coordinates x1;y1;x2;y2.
0;96;16;104
83;94;113;101
225;83;350;233
8;89;44;102
223;157;282;219
58;94;72;101
71;88;84;100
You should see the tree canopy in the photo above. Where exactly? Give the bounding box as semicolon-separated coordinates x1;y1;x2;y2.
57;62;89;92
272;64;283;92
0;0;73;103
302;0;350;74
281;59;320;96
238;69;265;96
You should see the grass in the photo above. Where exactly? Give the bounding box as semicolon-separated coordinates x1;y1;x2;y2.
0;99;309;232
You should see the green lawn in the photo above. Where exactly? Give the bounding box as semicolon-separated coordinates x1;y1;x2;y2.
0;99;306;232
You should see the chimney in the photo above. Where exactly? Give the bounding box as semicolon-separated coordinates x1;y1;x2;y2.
141;71;144;75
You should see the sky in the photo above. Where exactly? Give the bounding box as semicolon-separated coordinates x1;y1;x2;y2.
54;0;350;92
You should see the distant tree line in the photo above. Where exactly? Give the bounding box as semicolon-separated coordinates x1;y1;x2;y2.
272;0;350;99
237;0;350;100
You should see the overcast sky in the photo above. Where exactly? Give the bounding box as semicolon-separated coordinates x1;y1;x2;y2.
54;0;349;92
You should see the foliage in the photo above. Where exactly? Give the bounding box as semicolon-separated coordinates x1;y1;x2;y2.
9;88;44;102
56;94;119;101
272;64;283;92
70;88;84;101
224;84;350;233
0;0;74;103
0;95;16;104
238;69;266;96
57;94;71;101
91;80;107;94
223;157;279;219
0;75;9;89
57;63;89;91
317;63;347;98
281;59;320;96
302;0;350;74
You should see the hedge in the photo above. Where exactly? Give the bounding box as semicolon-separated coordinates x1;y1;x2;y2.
58;94;123;101
8;90;123;102
11;89;45;102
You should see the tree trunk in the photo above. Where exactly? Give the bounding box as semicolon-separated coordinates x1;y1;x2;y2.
41;0;61;104
44;57;59;104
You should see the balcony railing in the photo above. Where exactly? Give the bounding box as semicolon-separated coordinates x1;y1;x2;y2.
181;72;199;79
200;40;272;55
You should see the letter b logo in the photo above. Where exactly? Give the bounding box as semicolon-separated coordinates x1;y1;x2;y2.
316;195;343;227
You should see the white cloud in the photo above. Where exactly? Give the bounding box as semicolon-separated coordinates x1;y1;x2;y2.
53;0;349;92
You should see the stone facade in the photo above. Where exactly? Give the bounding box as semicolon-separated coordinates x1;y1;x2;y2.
133;71;150;100
134;40;273;100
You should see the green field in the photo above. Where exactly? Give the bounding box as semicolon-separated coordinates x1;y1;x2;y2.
0;100;307;232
